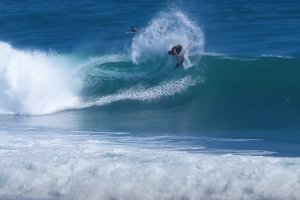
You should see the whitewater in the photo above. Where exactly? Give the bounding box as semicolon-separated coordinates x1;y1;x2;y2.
1;130;300;200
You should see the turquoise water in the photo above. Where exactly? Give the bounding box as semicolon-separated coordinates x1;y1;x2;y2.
0;1;300;199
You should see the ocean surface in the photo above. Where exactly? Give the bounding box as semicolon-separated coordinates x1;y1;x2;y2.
0;0;300;199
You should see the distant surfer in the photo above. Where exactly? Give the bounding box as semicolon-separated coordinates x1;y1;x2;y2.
168;45;184;68
125;27;138;33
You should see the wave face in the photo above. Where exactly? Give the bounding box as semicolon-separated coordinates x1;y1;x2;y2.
79;55;300;132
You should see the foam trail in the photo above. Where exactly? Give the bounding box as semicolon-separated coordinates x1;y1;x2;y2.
131;11;204;69
77;54;130;70
81;76;198;108
0;42;81;115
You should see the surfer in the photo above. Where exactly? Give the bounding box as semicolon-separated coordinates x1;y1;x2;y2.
168;45;183;68
125;27;138;33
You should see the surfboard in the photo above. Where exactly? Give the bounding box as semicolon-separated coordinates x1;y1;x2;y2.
175;56;185;68
125;28;138;34
125;31;137;34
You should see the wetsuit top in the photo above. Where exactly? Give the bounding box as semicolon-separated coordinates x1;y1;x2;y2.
171;45;182;55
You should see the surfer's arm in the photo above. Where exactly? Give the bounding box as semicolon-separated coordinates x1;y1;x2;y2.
174;52;180;62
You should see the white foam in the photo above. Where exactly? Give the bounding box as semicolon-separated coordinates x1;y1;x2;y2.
201;52;227;57
0;42;82;115
81;76;198;108
131;11;204;69
261;54;294;59
0;131;299;200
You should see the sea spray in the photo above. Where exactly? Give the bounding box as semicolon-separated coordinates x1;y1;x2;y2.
131;11;204;69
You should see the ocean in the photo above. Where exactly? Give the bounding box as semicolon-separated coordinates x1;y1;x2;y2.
0;0;300;199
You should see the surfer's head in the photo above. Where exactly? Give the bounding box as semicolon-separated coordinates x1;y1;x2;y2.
168;51;172;55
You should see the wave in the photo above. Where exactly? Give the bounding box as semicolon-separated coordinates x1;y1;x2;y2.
1;10;299;122
1;39;299;120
